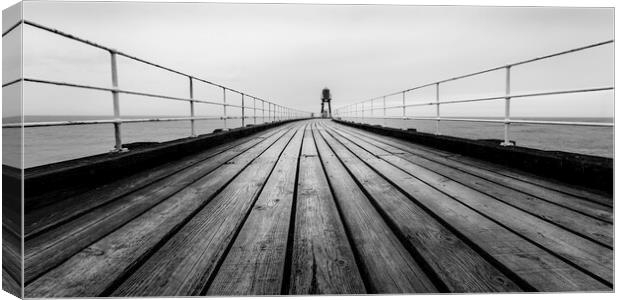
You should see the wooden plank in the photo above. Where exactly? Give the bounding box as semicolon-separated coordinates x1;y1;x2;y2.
24;125;286;239
388;138;613;206
330;126;613;248
318;123;522;292
316;122;609;291
2;226;21;290
335;123;612;211
287;123;366;295
205;124;305;295
3;268;21;298
108;125;303;297
24;123;294;283
315;123;473;293
323;124;612;285
24;124;295;295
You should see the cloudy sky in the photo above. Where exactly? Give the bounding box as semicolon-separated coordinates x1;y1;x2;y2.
3;1;615;119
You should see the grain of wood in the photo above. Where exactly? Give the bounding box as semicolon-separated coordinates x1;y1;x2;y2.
2;226;21;287
323;124;612;285
24;125;293;284
331;126;612;248
109;125;302;297
317;121;609;291
3;268;21;297
313;123;446;293
316;123;519;293
335;123;613;214
205;124;306;295
22;120;613;296
24;125;296;297
287;124;366;295
24;126;283;239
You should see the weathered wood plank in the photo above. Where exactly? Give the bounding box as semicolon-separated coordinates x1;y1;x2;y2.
330;126;612;248
2;226;21;290
24;125;296;297
389;137;613;206
3;268;21;298
313;124;448;293
316;123;519;293
287;123;366;295
205;124;305;295
109;125;303;297
335;124;613;214
24;125;284;239
317;121;609;291
24;124;294;284
323;124;612;285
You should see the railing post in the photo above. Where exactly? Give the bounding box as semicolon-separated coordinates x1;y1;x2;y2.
241;93;245;127
383;96;386;126
222;87;228;130
402;91;406;120
188;76;196;137
435;83;441;135
361;102;364;121
253;97;257;125
501;66;514;146
262;100;265;123
371;99;374;120
109;51;126;152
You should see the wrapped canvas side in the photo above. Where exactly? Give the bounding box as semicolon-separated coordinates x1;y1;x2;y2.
2;1;23;299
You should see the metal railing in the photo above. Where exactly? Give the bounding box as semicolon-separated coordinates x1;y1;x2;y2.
333;40;614;146
2;20;311;152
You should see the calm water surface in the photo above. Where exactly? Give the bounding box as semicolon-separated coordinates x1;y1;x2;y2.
2;116;613;168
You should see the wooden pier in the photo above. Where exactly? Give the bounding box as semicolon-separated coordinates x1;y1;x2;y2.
23;119;613;297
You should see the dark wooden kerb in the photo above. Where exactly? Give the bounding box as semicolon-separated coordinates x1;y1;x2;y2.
333;119;612;194
13;119;307;210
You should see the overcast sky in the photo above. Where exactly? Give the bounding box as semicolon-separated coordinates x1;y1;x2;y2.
3;1;615;118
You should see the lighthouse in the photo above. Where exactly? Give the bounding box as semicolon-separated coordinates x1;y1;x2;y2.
321;87;332;118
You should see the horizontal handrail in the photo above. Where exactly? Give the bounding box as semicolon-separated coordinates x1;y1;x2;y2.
2;20;21;37
342;39;614;104
346;87;614;111
2;19;311;152
19;78;254;109
334;40;614;146
342;116;612;127
3;116;260;128
4;19;268;100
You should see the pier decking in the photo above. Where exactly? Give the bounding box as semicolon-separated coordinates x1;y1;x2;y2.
24;119;613;297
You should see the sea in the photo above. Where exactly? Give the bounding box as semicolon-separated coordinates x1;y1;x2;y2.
2;115;614;169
